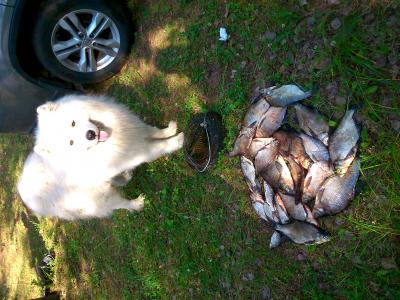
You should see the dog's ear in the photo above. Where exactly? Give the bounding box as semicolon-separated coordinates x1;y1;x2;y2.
34;145;51;157
37;102;59;114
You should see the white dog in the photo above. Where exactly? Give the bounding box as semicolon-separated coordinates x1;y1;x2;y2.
17;95;184;220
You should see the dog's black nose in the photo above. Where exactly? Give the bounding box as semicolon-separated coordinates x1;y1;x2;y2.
86;130;96;140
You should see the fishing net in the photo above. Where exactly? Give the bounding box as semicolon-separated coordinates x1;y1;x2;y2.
184;112;225;172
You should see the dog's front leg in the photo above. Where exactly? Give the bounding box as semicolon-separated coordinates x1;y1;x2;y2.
107;193;145;213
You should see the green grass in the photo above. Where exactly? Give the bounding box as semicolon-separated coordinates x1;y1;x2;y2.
1;0;399;299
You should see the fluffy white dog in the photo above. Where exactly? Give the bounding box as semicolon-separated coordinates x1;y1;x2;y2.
17;95;184;220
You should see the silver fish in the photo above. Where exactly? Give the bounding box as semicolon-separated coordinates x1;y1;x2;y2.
247;138;275;159
263;84;312;107
255;106;287;137
295;104;329;146
229;123;256;157
274;193;290;224
269;231;282;249
254;140;279;174
278;193;318;226
286;156;304;204
276;156;295;194
313;159;360;217
302;161;334;203
274;131;312;169
243;98;270;127
263;181;280;223
329;109;359;163
250;193;269;222
335;145;357;175
275;221;330;245
299;133;329;162
260;156;294;194
241;156;261;194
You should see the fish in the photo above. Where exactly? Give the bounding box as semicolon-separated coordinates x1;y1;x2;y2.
313;159;360;217
263;181;280;223
240;156;262;194
243;98;270;127
260;156;294;194
286;156;304;204
299;133;329;162
250;192;269;222
273;193;290;224
229;123;256;157
269;231;282;249
276;156;295;194
273;131;312;169
329;109;359;164
294;104;329;146
278;193;318;226
255;106;287;137
247;138;275;159
335;145;357;175
263;84;312;107
275;221;330;245
254;140;279;174
302;161;334;203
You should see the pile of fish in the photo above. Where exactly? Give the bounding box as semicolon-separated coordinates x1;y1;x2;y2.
229;85;360;248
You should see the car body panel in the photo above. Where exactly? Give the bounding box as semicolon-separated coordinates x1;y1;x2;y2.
0;1;67;133
0;1;16;6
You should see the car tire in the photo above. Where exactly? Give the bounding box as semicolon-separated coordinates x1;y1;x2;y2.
32;0;131;84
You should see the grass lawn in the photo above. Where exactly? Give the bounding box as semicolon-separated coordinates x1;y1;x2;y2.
1;0;399;298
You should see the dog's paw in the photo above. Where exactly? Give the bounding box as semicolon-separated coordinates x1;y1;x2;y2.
167;121;178;136
130;194;145;211
176;132;184;149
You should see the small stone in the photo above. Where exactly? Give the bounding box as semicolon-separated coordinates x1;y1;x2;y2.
328;0;340;4
261;286;272;299
390;120;400;134
381;257;398;270
263;31;276;41
334;96;347;105
219;245;225;250
296;253;307;261
388;52;398;65
242;272;254;281
331;18;342;30
299;0;308;6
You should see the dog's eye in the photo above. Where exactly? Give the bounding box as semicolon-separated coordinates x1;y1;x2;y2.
72;121;75;127
70;140;74;146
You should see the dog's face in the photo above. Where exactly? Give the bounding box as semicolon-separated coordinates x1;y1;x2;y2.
34;101;109;157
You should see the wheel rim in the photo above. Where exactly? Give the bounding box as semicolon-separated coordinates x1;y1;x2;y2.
51;9;121;73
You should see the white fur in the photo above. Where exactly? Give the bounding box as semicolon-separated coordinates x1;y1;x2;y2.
17;95;184;220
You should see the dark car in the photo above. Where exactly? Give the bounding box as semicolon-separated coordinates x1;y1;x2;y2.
0;0;132;132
